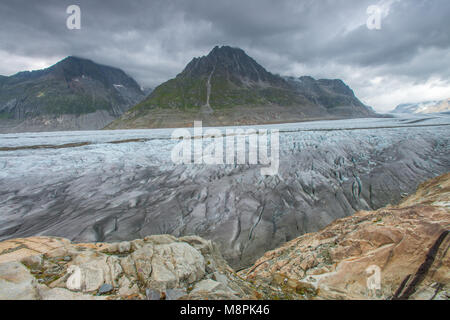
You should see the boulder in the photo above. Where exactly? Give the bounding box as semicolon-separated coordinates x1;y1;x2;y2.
0;262;40;300
192;279;230;293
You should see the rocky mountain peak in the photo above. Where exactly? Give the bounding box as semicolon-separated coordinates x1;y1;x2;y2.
108;45;375;129
0;57;145;132
316;78;355;97
7;56;142;93
46;56;142;92
180;46;285;87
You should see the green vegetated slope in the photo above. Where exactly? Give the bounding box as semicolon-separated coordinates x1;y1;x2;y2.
108;46;374;129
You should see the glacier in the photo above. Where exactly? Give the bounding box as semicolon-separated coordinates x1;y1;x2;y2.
0;114;449;269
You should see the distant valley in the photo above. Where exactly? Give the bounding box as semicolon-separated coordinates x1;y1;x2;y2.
391;98;450;114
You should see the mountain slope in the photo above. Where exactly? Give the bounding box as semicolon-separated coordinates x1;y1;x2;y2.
392;98;450;114
285;76;372;117
107;46;375;129
0;57;145;133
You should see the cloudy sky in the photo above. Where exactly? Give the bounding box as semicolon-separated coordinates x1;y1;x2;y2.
0;0;449;112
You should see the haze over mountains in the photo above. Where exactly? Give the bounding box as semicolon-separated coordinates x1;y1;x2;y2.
107;46;375;129
0;46;377;133
0;56;145;133
391;98;450;114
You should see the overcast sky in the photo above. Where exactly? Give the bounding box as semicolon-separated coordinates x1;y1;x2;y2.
1;0;449;112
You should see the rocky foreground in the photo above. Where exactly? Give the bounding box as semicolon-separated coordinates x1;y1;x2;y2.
243;173;450;300
107;46;374;130
0;173;448;300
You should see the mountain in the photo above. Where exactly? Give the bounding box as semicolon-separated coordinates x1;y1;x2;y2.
141;86;154;97
0;56;145;133
284;75;373;116
391;98;450;114
107;46;375;129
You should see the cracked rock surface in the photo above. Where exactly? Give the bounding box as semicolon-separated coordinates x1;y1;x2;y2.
242;173;450;300
0;235;260;300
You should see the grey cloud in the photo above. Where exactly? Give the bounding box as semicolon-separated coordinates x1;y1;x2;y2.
0;0;449;111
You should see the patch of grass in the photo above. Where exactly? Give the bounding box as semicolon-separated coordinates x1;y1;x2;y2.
129;73;309;116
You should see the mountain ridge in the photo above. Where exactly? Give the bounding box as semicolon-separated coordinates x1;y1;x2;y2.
0;56;145;133
107;46;376;129
391;98;450;114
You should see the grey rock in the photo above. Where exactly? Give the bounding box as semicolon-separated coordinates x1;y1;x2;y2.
118;241;131;253
21;254;43;268
212;272;229;286
145;288;161;300
0;234;258;300
149;242;205;290
98;283;114;295
0;262;40;300
131;244;154;285
66;265;104;292
38;287;106;300
65;254;122;292
117;277;140;297
165;288;187;300
192;279;234;294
